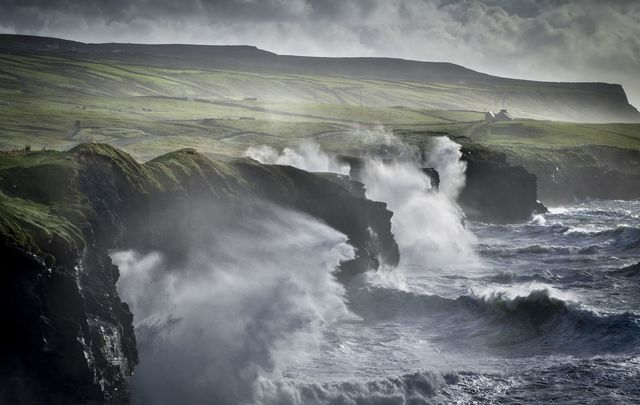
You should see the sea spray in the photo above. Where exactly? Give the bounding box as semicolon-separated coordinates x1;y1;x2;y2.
244;134;480;272
253;370;447;405
425;137;467;200
362;135;479;271
245;142;349;174
113;204;355;405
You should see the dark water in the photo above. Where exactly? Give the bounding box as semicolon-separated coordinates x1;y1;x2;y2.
276;200;640;404
117;137;640;404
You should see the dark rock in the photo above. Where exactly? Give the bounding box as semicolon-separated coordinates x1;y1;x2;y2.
0;244;136;405
506;146;640;205
535;200;549;214
0;144;400;403
421;168;440;190
459;147;541;224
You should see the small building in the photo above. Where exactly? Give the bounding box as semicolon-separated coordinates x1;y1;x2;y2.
485;111;495;121
485;109;513;122
494;109;513;121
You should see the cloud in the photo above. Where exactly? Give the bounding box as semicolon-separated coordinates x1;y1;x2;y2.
1;0;639;106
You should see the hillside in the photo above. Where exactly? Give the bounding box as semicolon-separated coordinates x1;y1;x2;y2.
0;34;639;204
0;34;638;123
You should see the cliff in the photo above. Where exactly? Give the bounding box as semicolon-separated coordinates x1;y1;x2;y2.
0;144;399;404
340;147;543;224
458;145;547;224
503;146;640;205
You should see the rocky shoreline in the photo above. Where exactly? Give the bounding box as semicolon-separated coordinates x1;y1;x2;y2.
2;140;636;403
0;144;399;404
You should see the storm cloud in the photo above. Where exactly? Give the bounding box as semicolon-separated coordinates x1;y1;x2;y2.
1;0;639;106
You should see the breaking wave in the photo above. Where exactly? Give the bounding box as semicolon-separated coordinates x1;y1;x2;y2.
244;142;349;174
254;371;454;405
113;204;356;405
348;285;640;355
361;135;479;271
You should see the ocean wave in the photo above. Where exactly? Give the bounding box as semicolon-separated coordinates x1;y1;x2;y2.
481;271;600;287
587;226;640;252
567;225;640;251
482;271;559;284
515;245;572;255
348;286;640;355
577;245;602;254
478;225;640;256
256;355;640;405
611;262;640;278
478;245;574;257
254;370;456;405
496;356;640;404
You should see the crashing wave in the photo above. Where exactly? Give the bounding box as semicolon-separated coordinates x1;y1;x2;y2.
254;370;455;405
347;285;640;355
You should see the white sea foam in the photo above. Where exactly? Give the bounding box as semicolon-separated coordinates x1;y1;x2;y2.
362;135;479;272
113;205;355;405
244;142;349;174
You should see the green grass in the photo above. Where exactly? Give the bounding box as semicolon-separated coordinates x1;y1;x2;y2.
0;141;314;259
1;51;639;164
465;121;640;150
0;190;84;263
1;47;639;267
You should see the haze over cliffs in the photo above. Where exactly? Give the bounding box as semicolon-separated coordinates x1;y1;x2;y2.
1;33;639;405
1;34;638;124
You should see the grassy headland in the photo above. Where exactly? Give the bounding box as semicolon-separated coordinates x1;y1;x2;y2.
0;35;638;205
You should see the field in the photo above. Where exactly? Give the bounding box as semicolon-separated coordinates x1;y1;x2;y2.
1;51;639;163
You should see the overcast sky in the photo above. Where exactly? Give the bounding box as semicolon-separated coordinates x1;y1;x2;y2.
1;0;639;107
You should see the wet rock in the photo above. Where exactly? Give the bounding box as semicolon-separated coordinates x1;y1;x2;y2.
421;168;440;190
0;144;400;403
459;148;541;224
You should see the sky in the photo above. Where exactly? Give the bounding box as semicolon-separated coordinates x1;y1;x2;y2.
1;0;639;107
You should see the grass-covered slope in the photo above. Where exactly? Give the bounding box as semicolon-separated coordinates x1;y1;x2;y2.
0;143;398;272
2;34;638;124
0;35;639;155
0;34;638;204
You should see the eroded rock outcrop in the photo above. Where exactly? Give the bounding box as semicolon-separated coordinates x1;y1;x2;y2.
0;144;399;404
506;146;640;205
459;147;547;224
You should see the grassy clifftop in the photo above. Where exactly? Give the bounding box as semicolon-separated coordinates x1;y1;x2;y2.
0;35;638;206
2;34;637;124
1;35;639;158
0;143;399;271
0;144;259;260
1;37;639;163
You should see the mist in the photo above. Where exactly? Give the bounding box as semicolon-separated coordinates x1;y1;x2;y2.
244;143;349;174
362;136;478;272
245;132;479;273
2;0;639;106
112;137;475;403
112;203;355;404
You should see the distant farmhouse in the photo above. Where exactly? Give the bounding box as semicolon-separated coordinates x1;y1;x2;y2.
485;109;513;122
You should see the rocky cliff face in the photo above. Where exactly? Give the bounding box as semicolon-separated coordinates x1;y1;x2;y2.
505;146;640;205
0;144;399;404
459;147;547;224
341;148;544;224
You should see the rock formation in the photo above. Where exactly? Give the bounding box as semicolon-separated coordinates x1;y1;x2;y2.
459;147;547;223
0;144;399;404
